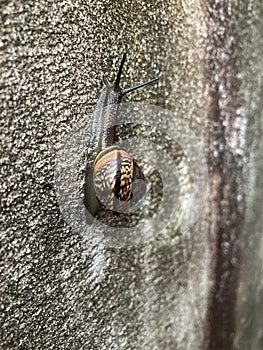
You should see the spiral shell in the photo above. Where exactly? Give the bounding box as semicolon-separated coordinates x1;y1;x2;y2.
93;146;146;212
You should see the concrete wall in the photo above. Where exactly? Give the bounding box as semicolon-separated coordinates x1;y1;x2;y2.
1;1;262;349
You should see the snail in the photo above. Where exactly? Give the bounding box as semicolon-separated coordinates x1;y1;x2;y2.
84;53;158;216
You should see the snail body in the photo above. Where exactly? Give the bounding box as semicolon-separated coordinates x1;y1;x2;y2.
84;53;158;215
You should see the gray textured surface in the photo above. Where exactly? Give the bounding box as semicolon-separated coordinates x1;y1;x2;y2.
1;0;262;349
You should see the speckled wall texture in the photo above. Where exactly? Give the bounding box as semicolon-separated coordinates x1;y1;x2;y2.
1;1;262;350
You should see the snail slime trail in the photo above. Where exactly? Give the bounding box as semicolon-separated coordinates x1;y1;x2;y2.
84;53;158;218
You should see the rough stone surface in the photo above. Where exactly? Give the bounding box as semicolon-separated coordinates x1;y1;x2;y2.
1;1;262;349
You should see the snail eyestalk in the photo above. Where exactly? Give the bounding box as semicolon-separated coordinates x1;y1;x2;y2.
112;53;159;96
113;52;127;91
122;77;159;95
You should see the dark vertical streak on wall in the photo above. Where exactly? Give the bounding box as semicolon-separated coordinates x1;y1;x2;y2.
204;1;245;349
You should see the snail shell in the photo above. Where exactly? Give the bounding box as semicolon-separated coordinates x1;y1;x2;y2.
93;145;146;212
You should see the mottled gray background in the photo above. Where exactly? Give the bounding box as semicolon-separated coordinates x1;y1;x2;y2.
1;1;262;349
